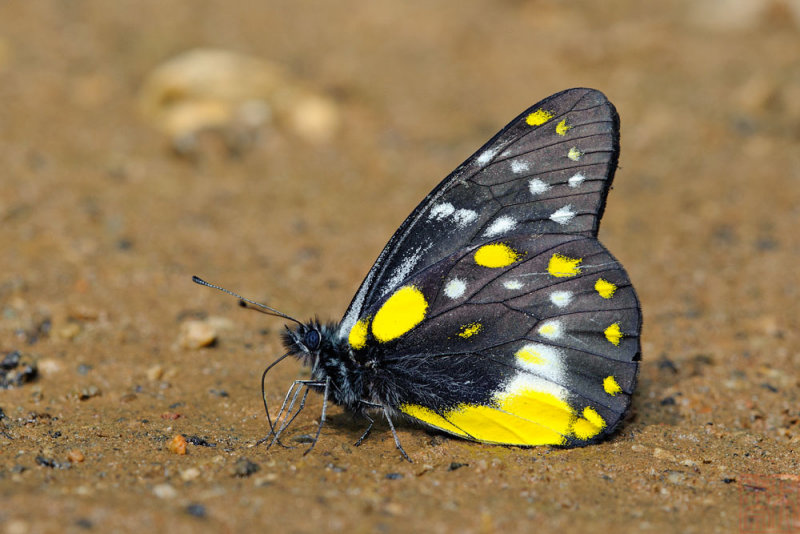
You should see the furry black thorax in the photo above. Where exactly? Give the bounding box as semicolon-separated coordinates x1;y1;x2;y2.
280;320;370;412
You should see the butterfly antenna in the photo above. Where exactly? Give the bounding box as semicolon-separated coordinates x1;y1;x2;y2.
192;276;302;325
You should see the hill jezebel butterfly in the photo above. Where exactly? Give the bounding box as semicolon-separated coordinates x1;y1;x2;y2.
195;88;641;460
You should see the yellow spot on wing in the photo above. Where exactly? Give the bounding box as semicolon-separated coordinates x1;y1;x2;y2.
516;346;545;365
595;278;617;299
525;109;554;126
604;322;623;346
572;407;606;440
603;375;622;396
400;404;468;437
547;253;582;277
371;286;428;343
348;317;369;350
567;147;582;161
474;243;521;268
555;119;571;136
457;322;482;339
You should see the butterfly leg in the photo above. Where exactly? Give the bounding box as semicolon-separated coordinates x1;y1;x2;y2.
259;379;321;448
303;377;330;456
383;406;412;463
271;386;311;449
354;413;374;447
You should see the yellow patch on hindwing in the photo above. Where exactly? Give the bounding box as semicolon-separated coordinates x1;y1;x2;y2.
526;109;554;126
371;286;428;343
400;378;612;446
547;253;582;277
399;404;468;438
572;407;606;440
474;243;521;268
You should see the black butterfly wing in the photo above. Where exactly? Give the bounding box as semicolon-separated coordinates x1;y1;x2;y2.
339;88;640;446
338;88;620;339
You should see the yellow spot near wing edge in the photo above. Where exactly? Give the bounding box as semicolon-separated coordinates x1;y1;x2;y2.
371;286;428;343
603;375;622;396
474;243;521;268
547;253;582;277
573;407;606;440
595;278;617;299
458;323;482;339
567;147;582;161
556;119;571;136
348;317;369;350
604;322;623;346
526;109;554;126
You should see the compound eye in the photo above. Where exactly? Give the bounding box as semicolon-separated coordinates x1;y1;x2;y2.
303;329;321;351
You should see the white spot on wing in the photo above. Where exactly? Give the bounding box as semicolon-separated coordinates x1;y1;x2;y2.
444;278;467;299
537;320;562;340
429;202;455;220
503;280;523;290
550;205;576;225
476;147;499;166
529;178;550;195
453;209;477;227
515;343;565;385
568;173;586;188
483;215;517;237
498;372;568;403
549;291;573;308
510;160;530;174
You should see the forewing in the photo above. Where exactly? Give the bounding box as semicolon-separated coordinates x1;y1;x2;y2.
339;88;620;339
354;233;641;447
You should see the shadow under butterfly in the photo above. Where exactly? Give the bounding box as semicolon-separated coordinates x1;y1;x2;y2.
195;88;642;461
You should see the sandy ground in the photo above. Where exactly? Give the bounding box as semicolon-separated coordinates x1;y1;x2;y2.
2;1;800;533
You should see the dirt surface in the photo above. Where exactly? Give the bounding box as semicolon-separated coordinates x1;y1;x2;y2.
2;2;800;533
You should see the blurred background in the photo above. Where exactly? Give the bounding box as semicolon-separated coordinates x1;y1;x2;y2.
1;1;799;533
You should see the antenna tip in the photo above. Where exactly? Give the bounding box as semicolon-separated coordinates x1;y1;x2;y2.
192;275;205;285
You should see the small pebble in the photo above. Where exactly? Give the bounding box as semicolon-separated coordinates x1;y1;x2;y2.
178;320;217;349
153;483;178;499
146;365;164;381
186;503;206;518
67;450;85;463
232;457;259;477
385;473;403;480
180;467;201;481
168;434;187;455
78;385;101;400
37;358;64;378
57;322;82;340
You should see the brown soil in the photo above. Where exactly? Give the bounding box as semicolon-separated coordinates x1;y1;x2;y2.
2;2;800;533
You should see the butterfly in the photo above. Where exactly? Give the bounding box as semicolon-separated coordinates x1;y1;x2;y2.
195;87;641;461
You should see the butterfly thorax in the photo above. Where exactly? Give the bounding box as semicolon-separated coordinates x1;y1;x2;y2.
281;321;374;411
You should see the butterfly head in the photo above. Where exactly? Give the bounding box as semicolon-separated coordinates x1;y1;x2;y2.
281;321;345;369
